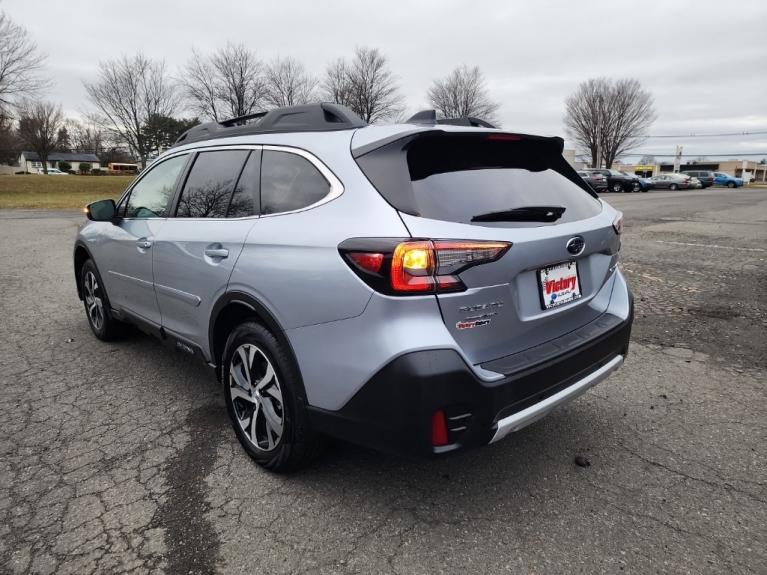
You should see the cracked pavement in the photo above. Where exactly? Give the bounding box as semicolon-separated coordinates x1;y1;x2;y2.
1;188;765;574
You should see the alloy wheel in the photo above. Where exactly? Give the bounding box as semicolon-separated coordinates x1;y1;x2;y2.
229;343;285;451
83;271;104;331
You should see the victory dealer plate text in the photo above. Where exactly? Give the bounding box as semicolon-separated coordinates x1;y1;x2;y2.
539;261;582;309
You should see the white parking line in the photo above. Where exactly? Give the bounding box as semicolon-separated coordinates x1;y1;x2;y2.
655;240;766;253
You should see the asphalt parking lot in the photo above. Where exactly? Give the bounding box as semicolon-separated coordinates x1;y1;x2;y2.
1;188;765;574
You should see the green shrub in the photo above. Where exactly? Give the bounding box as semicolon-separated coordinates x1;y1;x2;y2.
58;161;72;172
78;162;91;174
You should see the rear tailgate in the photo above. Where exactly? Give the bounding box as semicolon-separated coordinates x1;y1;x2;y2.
400;212;619;364
355;130;622;365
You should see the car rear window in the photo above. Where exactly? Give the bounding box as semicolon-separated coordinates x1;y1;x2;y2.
356;132;601;226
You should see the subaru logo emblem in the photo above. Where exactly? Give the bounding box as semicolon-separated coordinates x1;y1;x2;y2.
566;236;585;255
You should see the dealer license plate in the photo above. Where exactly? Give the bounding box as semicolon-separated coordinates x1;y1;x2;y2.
539;261;582;309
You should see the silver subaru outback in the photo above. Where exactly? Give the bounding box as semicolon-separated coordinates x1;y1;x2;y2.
74;103;632;472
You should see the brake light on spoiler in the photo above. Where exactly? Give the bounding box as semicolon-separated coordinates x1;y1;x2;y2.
339;238;511;295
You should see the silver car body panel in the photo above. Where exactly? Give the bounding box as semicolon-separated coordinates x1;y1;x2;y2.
76;121;631;442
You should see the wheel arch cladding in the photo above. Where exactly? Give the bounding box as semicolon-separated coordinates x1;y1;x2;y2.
73;243;92;300
209;292;308;401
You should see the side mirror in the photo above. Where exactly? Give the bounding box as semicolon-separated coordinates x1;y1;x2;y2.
85;199;117;221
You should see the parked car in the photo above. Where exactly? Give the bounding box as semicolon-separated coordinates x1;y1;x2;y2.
682;170;714;188
577;170;608;192
712;171;743;188
74;103;633;471
637;176;655;191
619;171;651;192
649;173;692;190
585;168;641;193
35;167;68;175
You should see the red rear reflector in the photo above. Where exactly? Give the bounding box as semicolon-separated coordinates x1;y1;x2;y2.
349;252;384;273
431;409;449;446
486;133;522;141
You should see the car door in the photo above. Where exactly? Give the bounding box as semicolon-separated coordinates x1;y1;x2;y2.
95;154;189;327
152;148;260;347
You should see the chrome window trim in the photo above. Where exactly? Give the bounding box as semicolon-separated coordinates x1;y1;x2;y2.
118;144;344;221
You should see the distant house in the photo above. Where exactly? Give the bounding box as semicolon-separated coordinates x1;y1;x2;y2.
19;151;101;173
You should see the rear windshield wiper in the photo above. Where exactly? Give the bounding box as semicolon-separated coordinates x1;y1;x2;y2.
471;206;566;223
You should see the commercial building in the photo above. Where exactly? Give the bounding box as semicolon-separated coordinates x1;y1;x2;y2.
613;159;766;182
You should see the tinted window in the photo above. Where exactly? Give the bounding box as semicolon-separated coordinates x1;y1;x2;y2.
125;155;187;218
227;151;260;218
176;150;249;218
261;151;331;215
357;133;600;226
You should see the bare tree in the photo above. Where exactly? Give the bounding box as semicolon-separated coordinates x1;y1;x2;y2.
322;58;353;108
0;112;20;164
427;65;500;124
564;78;655;169
599;79;656;168
16;100;63;174
264;57;317;107
322;47;404;123
84;54;179;167
0;11;48;116
564;78;608;169
65;117;105;154
180;43;267;121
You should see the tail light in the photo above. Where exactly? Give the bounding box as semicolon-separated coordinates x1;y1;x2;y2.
612;211;624;235
339;238;511;295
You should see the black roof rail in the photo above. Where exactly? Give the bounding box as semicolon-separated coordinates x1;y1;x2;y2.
405;109;497;129
405;110;438;124
172;103;367;147
219;111;268;127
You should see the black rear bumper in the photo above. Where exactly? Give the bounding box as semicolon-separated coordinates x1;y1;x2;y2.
308;304;633;457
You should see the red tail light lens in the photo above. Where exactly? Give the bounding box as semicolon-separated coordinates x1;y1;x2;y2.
431;409;449;446
348;252;384;273
340;238;511;295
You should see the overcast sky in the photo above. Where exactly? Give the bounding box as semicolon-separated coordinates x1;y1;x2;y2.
5;0;767;160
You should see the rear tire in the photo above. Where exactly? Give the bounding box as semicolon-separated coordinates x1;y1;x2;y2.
611;182;623;193
632;182;641;192
80;259;126;341
222;321;321;472
727;181;736;188
669;184;678;191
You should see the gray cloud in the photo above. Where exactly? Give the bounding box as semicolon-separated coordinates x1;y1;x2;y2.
6;0;766;159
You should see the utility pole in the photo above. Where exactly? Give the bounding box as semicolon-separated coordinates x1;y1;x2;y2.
673;145;683;173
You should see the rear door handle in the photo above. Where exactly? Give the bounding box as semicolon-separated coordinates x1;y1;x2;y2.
136;239;152;249
204;246;229;259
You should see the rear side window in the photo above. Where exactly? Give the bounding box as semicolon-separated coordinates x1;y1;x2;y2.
125;155;187;218
176;150;249;218
260;150;330;215
356;133;601;226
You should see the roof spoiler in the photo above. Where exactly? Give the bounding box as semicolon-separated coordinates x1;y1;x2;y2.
405;109;497;129
173;103;367;147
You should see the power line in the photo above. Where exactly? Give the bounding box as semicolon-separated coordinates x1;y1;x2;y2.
621;152;767;157
646;130;767;138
